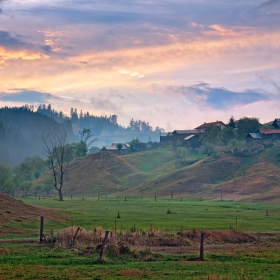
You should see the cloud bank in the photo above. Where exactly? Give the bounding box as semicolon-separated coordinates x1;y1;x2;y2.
0;0;279;128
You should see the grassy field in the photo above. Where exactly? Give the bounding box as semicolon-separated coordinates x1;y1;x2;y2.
3;197;279;237
1;198;280;279
1;241;280;279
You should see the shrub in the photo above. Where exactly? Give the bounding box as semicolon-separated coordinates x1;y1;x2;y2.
199;143;217;156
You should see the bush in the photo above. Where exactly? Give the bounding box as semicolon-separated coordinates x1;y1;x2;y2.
199;143;217;156
226;139;245;155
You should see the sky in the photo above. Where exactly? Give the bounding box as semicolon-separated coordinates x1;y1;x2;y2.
0;0;280;130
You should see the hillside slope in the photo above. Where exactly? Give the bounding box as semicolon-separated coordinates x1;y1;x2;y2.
36;152;137;196
123;148;280;202
35;146;280;202
0;193;64;236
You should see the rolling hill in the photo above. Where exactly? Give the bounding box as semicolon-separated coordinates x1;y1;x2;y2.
36;151;137;196
35;146;280;202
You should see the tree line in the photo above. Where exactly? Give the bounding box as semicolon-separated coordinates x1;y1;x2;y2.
38;104;164;135
0;105;164;167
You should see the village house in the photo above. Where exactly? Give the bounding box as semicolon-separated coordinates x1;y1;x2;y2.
272;118;280;129
172;130;198;143
258;129;280;143
101;146;119;154
246;128;280;146
195;121;227;133
101;143;129;155
112;143;130;149
132;141;152;152
246;132;263;144
159;132;173;145
184;134;201;149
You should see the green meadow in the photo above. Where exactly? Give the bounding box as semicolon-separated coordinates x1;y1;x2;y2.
1;241;280;280
1;198;280;279
7;197;280;237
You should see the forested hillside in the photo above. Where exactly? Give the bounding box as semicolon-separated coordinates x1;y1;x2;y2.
37;104;164;136
0;105;163;167
0;106;76;166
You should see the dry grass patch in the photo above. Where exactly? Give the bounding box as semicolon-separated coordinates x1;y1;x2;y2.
0;193;66;236
178;229;255;243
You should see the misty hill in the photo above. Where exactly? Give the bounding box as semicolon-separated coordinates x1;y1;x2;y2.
0;106;76;166
35;146;280;202
37;104;163;146
0;105;163;167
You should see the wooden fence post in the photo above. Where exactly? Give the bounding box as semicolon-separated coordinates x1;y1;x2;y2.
39;216;44;243
71;227;81;247
199;232;204;261
99;231;109;262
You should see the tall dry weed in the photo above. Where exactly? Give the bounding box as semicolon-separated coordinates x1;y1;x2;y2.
57;226;106;248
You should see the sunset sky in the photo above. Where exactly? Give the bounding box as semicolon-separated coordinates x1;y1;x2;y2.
0;0;280;130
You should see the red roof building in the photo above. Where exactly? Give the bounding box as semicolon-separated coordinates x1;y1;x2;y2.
195;121;226;133
258;129;280;135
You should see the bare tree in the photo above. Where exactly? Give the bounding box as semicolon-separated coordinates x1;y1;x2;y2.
41;129;68;201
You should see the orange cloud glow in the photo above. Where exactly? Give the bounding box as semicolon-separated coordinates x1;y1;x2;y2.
0;27;279;96
0;47;49;68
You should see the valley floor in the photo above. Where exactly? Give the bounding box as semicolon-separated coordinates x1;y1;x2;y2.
1;198;280;279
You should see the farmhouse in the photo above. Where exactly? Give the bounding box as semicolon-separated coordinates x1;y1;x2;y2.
184;134;201;149
195;121;226;133
246;132;263;144
132;142;152;151
172;130;198;143
160;132;173;145
101;144;128;155
272;118;280;129
246;129;280;145
112;143;130;149
258;129;280;141
101;146;119;154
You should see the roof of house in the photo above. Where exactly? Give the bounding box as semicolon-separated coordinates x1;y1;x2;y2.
259;129;280;135
184;134;197;141
246;133;262;139
172;130;198;135
112;143;129;148
102;146;117;150
195;121;226;130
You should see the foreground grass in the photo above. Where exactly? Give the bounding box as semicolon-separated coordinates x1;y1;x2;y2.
1;198;280;279
1;242;280;279
4;197;280;238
